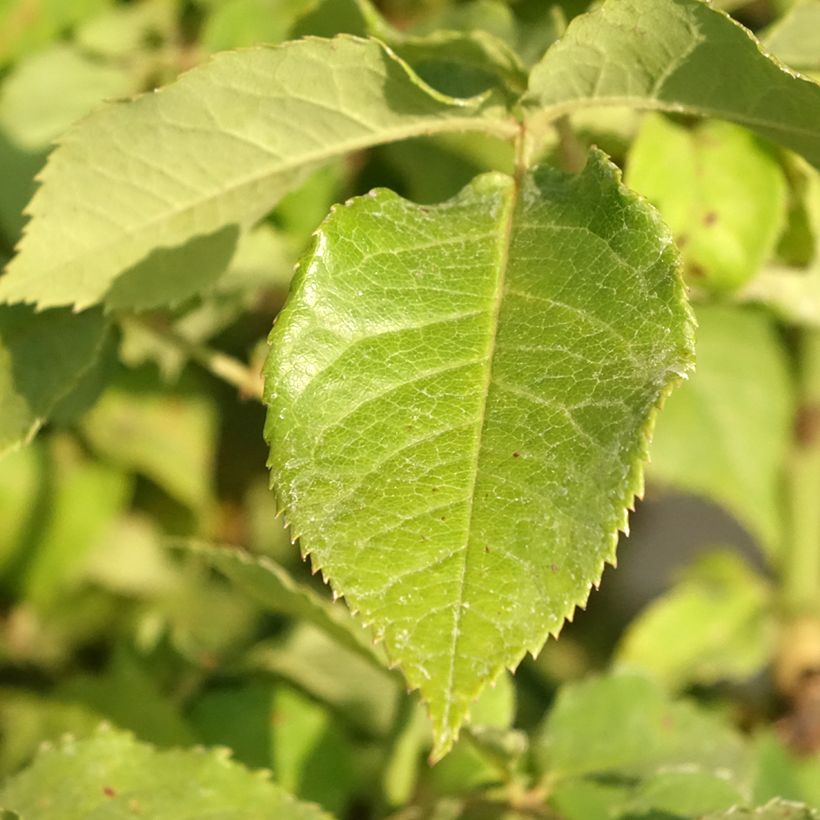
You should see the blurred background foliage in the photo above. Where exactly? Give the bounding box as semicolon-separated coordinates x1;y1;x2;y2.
1;0;820;818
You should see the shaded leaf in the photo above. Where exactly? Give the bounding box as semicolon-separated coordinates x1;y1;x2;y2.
80;371;218;509
616;550;775;689
265;151;693;757
0;36;514;310
15;437;131;609
648;305;794;557
173;540;387;668
537;672;751;784
0;306;110;456
525;0;820;169
764;1;820;72
245;624;399;737
0;726;334;820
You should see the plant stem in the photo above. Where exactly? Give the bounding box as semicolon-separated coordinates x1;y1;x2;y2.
121;315;265;402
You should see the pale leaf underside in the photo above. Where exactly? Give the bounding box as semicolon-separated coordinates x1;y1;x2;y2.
526;0;820;169
264;151;694;757
0;36;514;310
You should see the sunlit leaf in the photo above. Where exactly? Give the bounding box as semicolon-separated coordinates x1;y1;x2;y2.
0;36;514;310
265;150;693;757
525;0;820;169
0;726;334;820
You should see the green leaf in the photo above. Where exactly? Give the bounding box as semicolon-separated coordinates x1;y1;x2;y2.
0;726;335;820
754;731;820;810
79;371;218;509
173;540;387;668
0;306;110;457
246;624;400;737
0;0;112;66
0;45;133;151
616;550;776;689
264;150;693;758
0;36;514;311
55;647;195;748
0;688;103;777
705;800;820;819
525;0;820;169
202;0;315;51
648;305;794;557
764;0;820;72
15;437;131;609
537;671;750;784
626;116;788;292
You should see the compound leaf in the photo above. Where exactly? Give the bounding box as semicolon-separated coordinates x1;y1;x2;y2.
264;150;693;758
0;36;515;311
0;726;334;820
525;0;820;169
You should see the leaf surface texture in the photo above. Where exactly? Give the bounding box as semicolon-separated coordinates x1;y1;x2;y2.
525;0;820;169
0;36;513;310
265;151;693;756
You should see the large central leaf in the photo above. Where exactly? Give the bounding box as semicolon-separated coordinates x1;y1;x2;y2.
264;151;694;758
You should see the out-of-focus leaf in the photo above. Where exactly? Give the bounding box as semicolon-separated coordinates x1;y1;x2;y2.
536;672;751;785
410;0;563;67
754;731;820;809
245;624;400;737
75;0;179;59
0;445;40;575
80;370;218;509
382;701;430;807
0;37;514;311
0;45;133;151
265;152;693;758
202;0;315;51
626;115;787;292
270;686;359;814
525;0;820;169
0;689;102;777
174;540;387;668
83;514;178;597
649;305;794;558
0;726;334;820
16;437;131;609
0;44;135;244
190;681;275;769
616;550;776;689
55;647;195;747
0;306;110;457
0;0;112;66
764;0;820;72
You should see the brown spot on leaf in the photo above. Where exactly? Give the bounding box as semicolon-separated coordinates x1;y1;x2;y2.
512;451;520;458
703;210;718;226
103;786;117;798
551;563;559;573
797;405;820;447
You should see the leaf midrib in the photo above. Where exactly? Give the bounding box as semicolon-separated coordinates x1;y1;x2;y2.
440;173;519;740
